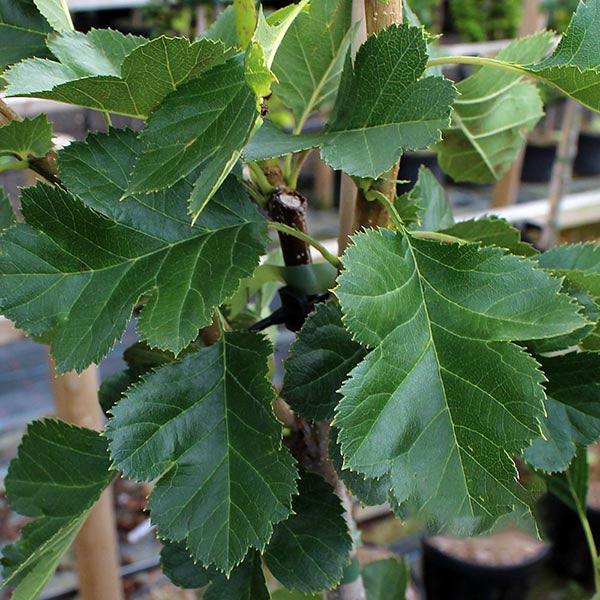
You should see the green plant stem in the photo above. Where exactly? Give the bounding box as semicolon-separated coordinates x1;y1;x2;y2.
580;511;600;593
267;221;341;268
287;149;310;189
367;190;467;244
242;181;267;206
0;159;29;173
427;55;529;77
248;162;277;194
102;111;112;128
570;468;600;593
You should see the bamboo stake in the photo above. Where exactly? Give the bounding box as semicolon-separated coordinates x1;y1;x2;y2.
337;0;369;256
333;0;403;596
49;360;124;600
540;100;583;249
492;0;545;208
349;0;403;238
15;119;124;600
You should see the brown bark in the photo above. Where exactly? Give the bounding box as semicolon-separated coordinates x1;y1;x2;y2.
352;173;395;232
364;0;403;34
267;189;313;266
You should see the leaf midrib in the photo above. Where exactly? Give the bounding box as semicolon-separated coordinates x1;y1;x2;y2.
403;235;473;513
12;212;259;278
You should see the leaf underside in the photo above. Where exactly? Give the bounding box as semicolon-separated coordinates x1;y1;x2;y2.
5;32;229;118
437;33;552;183
1;419;114;600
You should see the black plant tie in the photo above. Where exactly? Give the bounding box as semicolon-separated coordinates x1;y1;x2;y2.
249;287;329;333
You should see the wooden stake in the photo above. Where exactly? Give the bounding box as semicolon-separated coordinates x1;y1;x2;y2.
541;100;583;249
49;359;124;600
492;0;545;207
332;1;402;598
364;0;402;33
7;93;121;600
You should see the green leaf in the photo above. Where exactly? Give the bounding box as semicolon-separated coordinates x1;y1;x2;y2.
541;447;589;514
395;166;454;231
535;243;600;351
522;0;600;112
282;301;366;421
242;120;321;162
264;471;352;593
206;551;270;600
126;56;258;217
203;5;238;49
0;0;52;69
0;129;267;373
99;341;193;415
320;24;456;179
330;428;390;507
98;370;138;416
161;543;269;600
436;33;551;183
161;540;213;590
272;591;322;600
271;0;352;128
0;190;16;230
0;114;53;160
334;229;585;532
362;557;409;600
525;353;600;473
106;332;297;574
5;29;145;96
5;33;229;118
1;419;115;599
245;41;277;99
252;0;310;70
538;243;600;297
441;217;538;257
33;0;72;31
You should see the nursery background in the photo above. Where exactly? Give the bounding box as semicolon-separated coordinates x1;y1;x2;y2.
2;0;600;598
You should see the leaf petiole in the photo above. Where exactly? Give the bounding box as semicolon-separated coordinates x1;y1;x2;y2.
267;221;341;269
248;162;277;194
365;189;405;230
0;158;29;173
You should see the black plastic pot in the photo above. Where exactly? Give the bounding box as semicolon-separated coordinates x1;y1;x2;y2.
422;538;550;600
521;142;558;183
537;493;600;588
397;151;444;195
575;132;600;176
